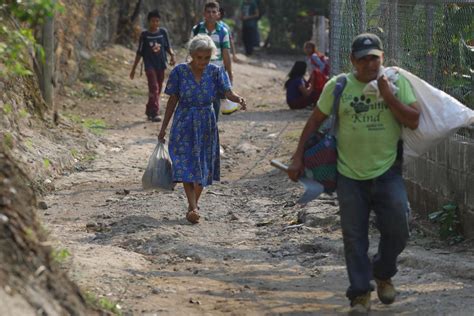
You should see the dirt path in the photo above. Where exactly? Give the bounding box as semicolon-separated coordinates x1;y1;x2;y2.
42;45;474;315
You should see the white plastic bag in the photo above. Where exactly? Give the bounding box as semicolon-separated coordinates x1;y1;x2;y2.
363;67;399;101
221;99;239;115
142;142;175;191
362;66;474;164
397;67;474;163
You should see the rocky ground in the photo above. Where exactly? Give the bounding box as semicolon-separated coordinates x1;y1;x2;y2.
38;45;474;315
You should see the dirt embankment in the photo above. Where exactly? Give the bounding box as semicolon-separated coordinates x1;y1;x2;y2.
0;148;96;315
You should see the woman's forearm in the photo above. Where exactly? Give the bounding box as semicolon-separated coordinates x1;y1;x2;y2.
160;95;179;132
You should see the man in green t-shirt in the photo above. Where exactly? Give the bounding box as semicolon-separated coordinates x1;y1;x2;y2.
288;33;420;313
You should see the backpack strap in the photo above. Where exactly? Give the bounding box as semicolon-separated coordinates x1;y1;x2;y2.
329;74;348;136
192;22;203;37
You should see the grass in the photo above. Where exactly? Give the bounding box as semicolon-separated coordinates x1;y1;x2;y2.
24;227;35;241
70;148;80;159
2;132;14;149
429;203;464;244
84;291;122;315
65;114;107;135
51;248;71;264
24;138;33;150
283;129;301;142
70;148;96;162
82;153;97;162
2;103;13;115
83;118;107;135
43;158;51;169
18;108;29;118
82;82;103;98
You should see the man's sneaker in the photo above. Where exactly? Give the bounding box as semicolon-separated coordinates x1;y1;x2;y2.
350;292;371;314
375;278;396;304
150;115;162;122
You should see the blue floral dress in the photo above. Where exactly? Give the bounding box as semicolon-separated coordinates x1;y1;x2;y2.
164;63;231;186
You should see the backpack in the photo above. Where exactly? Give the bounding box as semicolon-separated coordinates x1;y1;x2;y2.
303;75;347;194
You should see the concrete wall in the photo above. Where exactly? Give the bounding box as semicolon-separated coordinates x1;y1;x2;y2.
404;134;474;238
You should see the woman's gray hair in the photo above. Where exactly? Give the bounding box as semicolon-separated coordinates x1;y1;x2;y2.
188;34;217;57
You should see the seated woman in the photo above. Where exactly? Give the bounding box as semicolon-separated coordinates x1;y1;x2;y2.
304;40;329;97
285;61;318;110
158;34;246;224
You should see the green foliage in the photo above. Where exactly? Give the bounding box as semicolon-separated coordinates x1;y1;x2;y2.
2;103;13;114
82;153;96;162
66;114;107;135
258;16;270;46
24;138;33;150
43;158;50;169
51;248;71;263
0;26;36;76
82;83;103;98
70;148;79;159
2;0;62;26
429;203;464;244
83;118;106;135
18;108;29;118
222;18;235;30
433;3;473;107
2;132;14;149
24;227;36;241
84;292;122;315
266;0;329;52
0;0;62;77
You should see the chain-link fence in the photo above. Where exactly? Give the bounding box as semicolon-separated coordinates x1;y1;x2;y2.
330;0;473;137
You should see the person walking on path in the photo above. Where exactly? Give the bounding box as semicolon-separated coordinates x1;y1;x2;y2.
219;7;239;63
191;1;233;122
130;9;176;122
158;34;246;224
240;0;260;56
287;33;420;313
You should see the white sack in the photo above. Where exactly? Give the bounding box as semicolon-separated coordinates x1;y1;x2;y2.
363;67;474;164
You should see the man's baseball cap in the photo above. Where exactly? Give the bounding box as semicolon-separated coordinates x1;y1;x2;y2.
351;33;384;59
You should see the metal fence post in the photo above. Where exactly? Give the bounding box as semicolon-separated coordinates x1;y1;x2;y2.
329;0;342;75
425;3;435;83
318;15;327;54
359;0;367;33
388;0;399;64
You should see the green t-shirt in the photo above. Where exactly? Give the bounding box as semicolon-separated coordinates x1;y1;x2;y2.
191;22;230;66
318;72;417;180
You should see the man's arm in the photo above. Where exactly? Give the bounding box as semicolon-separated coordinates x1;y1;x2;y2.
167;48;176;66
130;53;142;80
163;28;176;66
222;48;233;83
130;34;144;79
287;107;328;181
229;35;239;62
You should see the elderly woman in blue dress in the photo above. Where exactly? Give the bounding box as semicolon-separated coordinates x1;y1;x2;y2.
158;34;246;224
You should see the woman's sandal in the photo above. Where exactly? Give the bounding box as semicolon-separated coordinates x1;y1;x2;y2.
186;209;200;224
